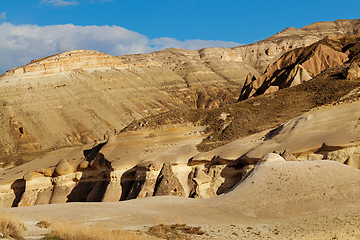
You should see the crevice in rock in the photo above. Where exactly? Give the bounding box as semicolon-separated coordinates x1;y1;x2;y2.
11;179;25;207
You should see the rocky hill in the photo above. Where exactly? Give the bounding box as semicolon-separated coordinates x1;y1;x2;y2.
0;19;359;161
0;49;256;160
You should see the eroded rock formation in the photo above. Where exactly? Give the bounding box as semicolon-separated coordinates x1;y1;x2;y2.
153;163;185;197
239;35;360;100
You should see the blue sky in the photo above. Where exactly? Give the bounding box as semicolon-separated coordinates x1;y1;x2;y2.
0;0;359;73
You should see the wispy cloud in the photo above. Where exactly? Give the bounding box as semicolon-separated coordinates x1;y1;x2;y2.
41;0;79;7
0;23;241;74
150;37;240;51
40;0;112;7
0;12;6;20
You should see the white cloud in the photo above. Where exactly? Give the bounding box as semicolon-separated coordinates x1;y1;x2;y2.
0;23;241;74
0;12;6;20
41;0;79;7
150;37;240;51
41;0;112;7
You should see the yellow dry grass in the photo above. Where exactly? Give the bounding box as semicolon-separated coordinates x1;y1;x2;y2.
0;214;26;240
44;222;157;240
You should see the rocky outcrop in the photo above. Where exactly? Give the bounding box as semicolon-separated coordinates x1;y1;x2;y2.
125;162;161;200
153;163;185;197
239;35;359;100
188;165;225;198
232;19;360;73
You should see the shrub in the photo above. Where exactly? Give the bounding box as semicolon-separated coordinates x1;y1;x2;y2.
147;224;205;239
0;215;26;240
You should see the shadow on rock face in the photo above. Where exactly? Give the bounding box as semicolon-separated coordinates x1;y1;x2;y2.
11;179;25;207
67;143;112;203
66;168;111;202
119;166;138;201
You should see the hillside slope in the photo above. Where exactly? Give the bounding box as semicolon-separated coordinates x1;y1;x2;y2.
0;18;359;161
0;50;256;159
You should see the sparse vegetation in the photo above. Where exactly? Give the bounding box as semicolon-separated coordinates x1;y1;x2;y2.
146;224;205;239
37;220;51;229
42;222;154;240
122;65;360;152
0;215;26;240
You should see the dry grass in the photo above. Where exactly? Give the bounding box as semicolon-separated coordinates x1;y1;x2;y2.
0;215;26;240
146;224;205;240
43;222;156;240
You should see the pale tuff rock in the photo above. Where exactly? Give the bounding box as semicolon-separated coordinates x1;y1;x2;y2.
263;85;279;95
18;176;53;207
54;159;76;176
188;165;224;198
301;44;349;76
1;19;360;210
78;160;89;169
316;145;360;169
233;19;360;73
102;170;123;202
216;163;253;195
153;163;185;197
192;101;360;168
50;173;78;204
